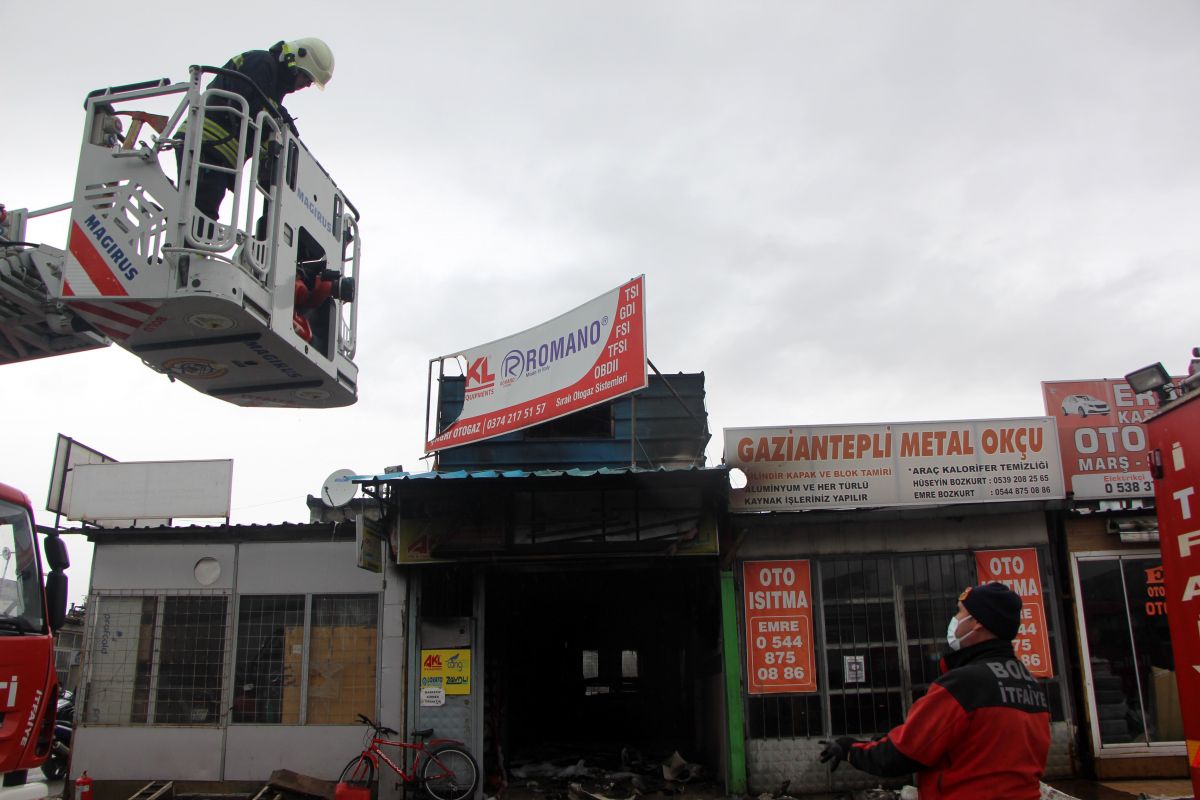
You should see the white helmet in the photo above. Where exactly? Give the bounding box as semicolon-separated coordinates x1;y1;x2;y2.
286;38;334;90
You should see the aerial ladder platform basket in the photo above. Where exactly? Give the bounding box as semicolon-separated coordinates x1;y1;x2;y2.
0;67;361;408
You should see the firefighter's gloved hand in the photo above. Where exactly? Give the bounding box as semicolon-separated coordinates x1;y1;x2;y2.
818;737;859;771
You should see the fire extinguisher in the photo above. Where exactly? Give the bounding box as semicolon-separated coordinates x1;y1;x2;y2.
76;771;94;800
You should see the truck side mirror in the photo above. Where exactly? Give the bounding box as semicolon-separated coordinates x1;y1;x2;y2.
43;533;70;572
45;571;68;632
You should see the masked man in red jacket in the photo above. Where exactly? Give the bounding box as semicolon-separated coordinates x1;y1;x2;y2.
819;582;1051;800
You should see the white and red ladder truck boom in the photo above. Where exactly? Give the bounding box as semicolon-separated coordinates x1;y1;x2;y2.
0;66;361;408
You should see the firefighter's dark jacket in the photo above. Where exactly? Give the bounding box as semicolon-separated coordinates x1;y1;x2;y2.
201;49;297;167
846;639;1051;800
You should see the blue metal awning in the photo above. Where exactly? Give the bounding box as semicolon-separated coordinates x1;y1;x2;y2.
349;464;725;484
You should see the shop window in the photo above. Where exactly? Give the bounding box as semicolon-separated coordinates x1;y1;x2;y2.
745;549;1065;740
154;596;228;724
895;553;976;698
233;593;379;724
83;593;378;727
582;650;599;680
580;648;639;696
821;557;903;735
621;650;639;679
82;594;229;726
54;629;82;686
1075;555;1181;748
232;595;305;723
307;595;378;723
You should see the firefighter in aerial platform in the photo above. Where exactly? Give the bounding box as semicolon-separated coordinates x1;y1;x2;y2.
183;38;334;220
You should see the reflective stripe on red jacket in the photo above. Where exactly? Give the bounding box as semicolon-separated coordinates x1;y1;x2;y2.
846;639;1051;800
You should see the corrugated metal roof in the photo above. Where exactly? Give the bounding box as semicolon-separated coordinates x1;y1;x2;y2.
350;464;725;483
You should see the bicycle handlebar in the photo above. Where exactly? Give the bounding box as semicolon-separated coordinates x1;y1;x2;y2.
356;713;398;737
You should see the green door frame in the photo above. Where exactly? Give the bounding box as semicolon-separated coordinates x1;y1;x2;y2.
720;569;747;793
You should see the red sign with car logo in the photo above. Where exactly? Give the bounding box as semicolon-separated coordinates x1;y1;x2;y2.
1042;378;1174;500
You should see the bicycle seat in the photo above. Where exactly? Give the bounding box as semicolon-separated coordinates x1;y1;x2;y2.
412;728;434;739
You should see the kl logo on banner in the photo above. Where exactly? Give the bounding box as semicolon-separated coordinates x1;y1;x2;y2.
466;357;495;390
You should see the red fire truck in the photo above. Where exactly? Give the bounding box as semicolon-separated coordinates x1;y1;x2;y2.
1129;355;1200;795
0;482;69;795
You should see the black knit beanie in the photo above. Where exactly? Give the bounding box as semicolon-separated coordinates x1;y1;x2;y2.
962;582;1023;640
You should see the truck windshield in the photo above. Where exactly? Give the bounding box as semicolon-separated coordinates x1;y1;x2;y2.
0;498;44;633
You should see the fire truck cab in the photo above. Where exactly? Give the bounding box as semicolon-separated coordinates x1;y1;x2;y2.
0;483;68;793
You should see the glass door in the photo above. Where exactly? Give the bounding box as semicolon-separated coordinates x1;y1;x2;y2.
1074;553;1183;751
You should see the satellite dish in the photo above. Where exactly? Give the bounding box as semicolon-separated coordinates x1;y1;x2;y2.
321;469;358;507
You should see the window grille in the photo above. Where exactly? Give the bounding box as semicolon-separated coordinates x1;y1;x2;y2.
232;594;378;725
894;552;976;701
306;595;378;724
232;595;304;723
54;630;82;684
822;556;903;736
84;592;380;727
155;596;228;723
745;549;1063;739
82;592;230;725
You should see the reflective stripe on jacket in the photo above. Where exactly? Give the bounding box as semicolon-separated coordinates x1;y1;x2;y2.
190;49;297;166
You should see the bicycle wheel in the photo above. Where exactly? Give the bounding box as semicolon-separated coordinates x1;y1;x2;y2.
339;754;377;787
420;745;479;800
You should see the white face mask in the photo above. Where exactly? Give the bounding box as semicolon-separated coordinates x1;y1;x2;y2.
946;614;973;651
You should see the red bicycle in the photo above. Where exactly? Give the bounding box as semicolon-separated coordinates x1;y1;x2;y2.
339;714;479;800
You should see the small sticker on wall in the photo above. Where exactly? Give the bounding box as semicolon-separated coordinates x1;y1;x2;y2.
421;687;446;707
844;655;866;684
292;645;303;654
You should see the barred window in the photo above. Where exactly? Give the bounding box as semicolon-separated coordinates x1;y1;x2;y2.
83;594;229;725
54;629;83;684
233;594;377;725
307;595;377;723
822;556;903;736
745;549;1064;740
155;596;228;723
232;595;304;724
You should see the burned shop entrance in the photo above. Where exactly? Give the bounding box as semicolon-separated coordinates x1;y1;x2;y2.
398;470;730;783
485;561;722;776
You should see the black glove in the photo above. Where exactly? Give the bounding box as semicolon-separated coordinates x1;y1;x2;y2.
818;737;859;772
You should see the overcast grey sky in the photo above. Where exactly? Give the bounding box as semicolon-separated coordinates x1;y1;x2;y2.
4;2;1199;598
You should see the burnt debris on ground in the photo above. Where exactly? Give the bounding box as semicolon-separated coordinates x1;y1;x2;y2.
501;747;710;800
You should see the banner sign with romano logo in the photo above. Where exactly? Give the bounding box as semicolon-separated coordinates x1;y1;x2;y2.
1041;378;1172;501
426;276;646;452
974;548;1053;678
743;560;817;694
725;417;1064;511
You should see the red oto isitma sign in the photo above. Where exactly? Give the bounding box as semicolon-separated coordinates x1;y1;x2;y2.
743;560;817;694
974;548;1053;678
